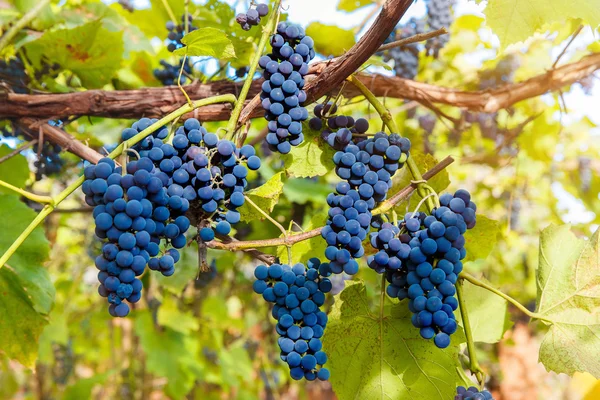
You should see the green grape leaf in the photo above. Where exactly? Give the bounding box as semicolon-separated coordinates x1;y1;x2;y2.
283;124;336;178
337;0;374;12
277;212;328;264
485;0;600;48
136;311;203;400
323;281;464;400
0;145;29;194
24;21;124;88
456;280;512;343
463;215;499;262
283;178;331;205
238;172;285;221
0;194;53;367
536;224;600;378
305;22;355;56
173;27;235;59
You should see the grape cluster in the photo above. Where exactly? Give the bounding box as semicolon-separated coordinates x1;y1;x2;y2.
83;153;188;317
321;133;411;274
455;386;494;400
0;57;29;93
467;55;520;139
153;58;192;86
86;118;260;316
369;190;476;348
259;22;316;154
386;18;425;79
235;3;269;31
308;103;370;150
425;0;456;57
165;15;198;52
33;141;64;180
253;259;332;381
33;120;65;180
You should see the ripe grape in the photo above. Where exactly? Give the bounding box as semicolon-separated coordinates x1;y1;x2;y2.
259;22;315;153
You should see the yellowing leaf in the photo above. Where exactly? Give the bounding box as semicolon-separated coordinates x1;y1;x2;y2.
24;21;124;88
305;23;355;56
173;27;235;59
238;172;285;221
283;123;336;178
485;0;600;48
536;224;600;377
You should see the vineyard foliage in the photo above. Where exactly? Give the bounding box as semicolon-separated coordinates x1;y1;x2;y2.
0;0;599;399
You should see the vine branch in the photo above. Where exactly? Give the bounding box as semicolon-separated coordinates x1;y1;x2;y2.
0;179;54;204
3;53;599;121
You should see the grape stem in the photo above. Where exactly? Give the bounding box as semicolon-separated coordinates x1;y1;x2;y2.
456;278;485;386
0;94;237;270
0;139;38;164
347;74;436;212
225;0;282;139
243;194;292;262
460;272;553;323
0;0;52;52
0;179;54;204
159;0;178;25
377;27;448;52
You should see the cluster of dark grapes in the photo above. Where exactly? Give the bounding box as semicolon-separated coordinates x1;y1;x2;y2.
153;58;192;86
252;258;332;381
0;57;29;93
465;55;520;140
165;14;198;52
235;3;269;31
455;386;494;400
425;0;456;57
127;117;260;242
33;141;64;180
369;190;476;348
322;133;411;274
85;118;260;317
308;103;370;150
385;18;425;79
259;22;316;154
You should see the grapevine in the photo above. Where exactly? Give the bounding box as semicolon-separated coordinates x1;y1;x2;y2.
0;1;597;399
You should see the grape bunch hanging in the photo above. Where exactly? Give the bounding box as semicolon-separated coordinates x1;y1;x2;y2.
309;103;370;150
165;14;198;52
85;118;260;317
321;128;411;275
368;190;476;348
259;22;315;154
253;259;332;381
153;58;192;86
236;3;269;31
